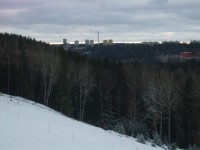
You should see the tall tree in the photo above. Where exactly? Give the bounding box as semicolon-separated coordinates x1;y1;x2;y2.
1;34;19;94
75;62;95;121
26;45;41;99
40;47;60;106
162;73;181;145
123;64;143;136
182;76;200;147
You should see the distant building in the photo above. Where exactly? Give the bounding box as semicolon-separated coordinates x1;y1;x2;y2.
63;39;67;45
108;39;113;45
103;39;114;46
190;40;200;44
162;41;180;44
103;40;108;46
90;40;94;47
180;52;192;58
63;39;71;51
75;40;79;46
63;43;71;51
142;41;159;45
85;39;90;45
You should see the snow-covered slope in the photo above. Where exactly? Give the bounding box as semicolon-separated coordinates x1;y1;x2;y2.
0;94;164;150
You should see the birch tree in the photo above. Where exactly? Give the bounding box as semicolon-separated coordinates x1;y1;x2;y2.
60;60;78;115
75;62;95;121
143;80;164;135
40;48;60;106
163;74;181;145
143;71;181;144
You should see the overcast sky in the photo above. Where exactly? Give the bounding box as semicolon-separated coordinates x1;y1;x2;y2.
0;0;200;43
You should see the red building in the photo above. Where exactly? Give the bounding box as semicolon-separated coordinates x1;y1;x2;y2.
180;52;192;58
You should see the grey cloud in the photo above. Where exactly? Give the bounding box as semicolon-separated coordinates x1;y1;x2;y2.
150;0;169;5
0;0;200;43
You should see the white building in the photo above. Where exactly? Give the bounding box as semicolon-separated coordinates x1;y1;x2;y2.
108;39;113;45
103;40;108;45
75;40;79;46
103;39;113;45
90;40;94;47
85;39;90;45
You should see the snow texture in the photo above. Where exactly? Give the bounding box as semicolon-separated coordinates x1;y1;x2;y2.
0;94;165;150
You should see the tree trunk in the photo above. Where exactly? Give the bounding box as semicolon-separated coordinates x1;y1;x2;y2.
188;116;191;146
176;118;179;146
153;119;157;133
134;94;136;122
99;80;103;127
160;109;162;140
7;62;10;95
168;108;171;145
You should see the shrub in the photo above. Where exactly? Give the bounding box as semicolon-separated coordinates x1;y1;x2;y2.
153;132;162;146
136;134;146;144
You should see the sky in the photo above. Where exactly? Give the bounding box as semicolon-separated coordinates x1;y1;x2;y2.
0;0;200;44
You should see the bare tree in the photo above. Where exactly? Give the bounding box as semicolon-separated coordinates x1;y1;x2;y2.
61;60;79;115
75;62;95;121
39;48;60;106
143;80;164;135
162;74;181;145
143;71;181;145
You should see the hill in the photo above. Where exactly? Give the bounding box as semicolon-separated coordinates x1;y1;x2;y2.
0;93;164;150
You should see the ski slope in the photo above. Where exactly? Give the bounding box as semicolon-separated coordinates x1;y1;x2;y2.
0;93;165;150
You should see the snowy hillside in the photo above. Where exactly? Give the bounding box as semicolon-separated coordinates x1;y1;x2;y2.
0;94;165;150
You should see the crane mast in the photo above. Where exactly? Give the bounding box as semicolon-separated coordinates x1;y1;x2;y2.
97;31;99;45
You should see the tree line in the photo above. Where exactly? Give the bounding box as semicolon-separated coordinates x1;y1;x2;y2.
0;33;200;149
85;43;200;62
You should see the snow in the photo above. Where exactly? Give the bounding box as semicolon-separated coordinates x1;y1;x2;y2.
0;93;165;150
